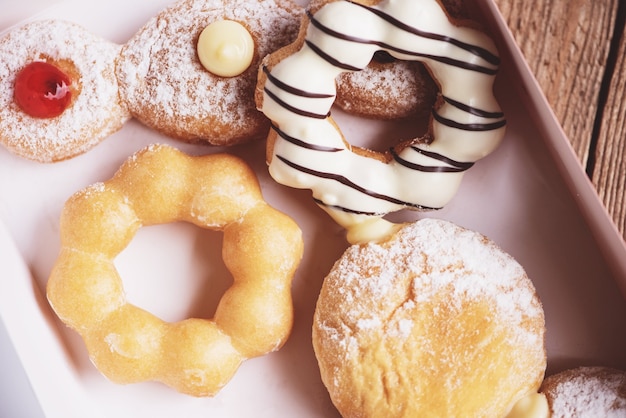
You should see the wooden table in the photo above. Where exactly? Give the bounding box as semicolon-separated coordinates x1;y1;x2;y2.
494;0;626;240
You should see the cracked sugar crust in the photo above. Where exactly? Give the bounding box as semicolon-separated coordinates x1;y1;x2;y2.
116;0;302;146
312;218;546;418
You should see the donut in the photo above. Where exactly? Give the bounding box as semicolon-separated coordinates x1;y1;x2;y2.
116;0;303;146
256;0;507;244
0;20;131;163
540;367;626;417
312;219;546;417
46;144;304;396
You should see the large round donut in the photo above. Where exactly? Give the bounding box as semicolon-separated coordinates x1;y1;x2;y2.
0;20;131;162
256;0;506;243
312;218;547;417
46;144;304;397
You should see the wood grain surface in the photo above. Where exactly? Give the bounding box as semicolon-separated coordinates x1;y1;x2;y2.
593;16;626;238
494;0;626;240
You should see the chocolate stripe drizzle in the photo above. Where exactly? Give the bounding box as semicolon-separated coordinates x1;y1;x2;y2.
276;155;438;209
410;146;475;170
432;110;507;131
305;39;363;71
443;95;505;119
263;66;334;99
271;124;343;152
313;198;438;214
307;9;498;75
344;0;500;65
390;146;474;173
264;87;330;119
313;198;386;216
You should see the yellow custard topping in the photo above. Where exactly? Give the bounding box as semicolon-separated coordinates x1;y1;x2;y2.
197;20;254;77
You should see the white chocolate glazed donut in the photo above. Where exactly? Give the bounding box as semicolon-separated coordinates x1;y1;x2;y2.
256;0;506;243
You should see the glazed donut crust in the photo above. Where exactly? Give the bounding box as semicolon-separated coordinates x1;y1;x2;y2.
116;0;302;146
312;219;546;417
46;144;304;396
540;367;626;417
0;20;130;162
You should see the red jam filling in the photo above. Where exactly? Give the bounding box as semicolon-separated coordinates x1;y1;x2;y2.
13;61;72;118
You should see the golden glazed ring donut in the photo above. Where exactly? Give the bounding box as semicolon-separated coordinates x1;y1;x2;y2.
46;144;304;397
256;0;506;244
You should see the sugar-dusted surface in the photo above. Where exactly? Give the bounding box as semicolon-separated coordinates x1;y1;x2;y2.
116;0;302;145
0;19;130;162
2;0;626;417
541;367;626;417
335;61;437;119
313;218;546;417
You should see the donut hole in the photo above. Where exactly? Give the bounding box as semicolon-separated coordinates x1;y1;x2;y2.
330;105;430;154
114;222;233;323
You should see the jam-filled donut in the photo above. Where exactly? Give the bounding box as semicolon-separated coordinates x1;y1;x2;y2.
116;0;302;146
46;144;304;396
0;20;131;163
540;367;626;417
256;0;506;243
312;218;547;417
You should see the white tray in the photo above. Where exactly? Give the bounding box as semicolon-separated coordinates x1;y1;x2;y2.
1;0;626;417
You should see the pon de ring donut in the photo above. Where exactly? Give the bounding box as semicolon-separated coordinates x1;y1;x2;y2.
46;144;304;397
256;0;506;244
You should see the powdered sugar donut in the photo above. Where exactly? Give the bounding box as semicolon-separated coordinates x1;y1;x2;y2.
0;20;130;163
312;218;547;417
116;0;302;146
540;367;626;417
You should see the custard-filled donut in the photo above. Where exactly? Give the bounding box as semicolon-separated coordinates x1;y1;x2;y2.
46;144;304;396
0;20;131;162
256;0;506;243
312;218;546;417
116;0;302;146
540;367;626;417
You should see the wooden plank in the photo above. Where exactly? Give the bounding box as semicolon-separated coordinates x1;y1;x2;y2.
592;24;626;238
493;0;618;166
